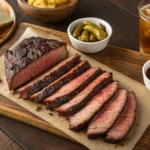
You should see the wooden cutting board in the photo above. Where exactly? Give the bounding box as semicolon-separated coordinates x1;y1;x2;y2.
0;23;150;149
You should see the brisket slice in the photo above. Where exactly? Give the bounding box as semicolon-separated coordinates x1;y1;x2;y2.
30;60;91;103
69;81;119;132
56;72;113;118
104;92;137;143
44;68;102;110
87;89;128;139
5;37;68;90
17;54;80;99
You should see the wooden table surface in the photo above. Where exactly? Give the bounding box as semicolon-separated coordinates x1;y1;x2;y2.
1;0;149;150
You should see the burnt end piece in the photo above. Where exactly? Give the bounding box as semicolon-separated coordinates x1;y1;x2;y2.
17;54;81;99
44;68;102;110
5;37;68;90
30;61;91;103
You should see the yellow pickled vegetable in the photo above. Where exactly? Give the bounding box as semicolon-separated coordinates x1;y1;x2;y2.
72;20;107;42
84;24;107;40
73;24;85;39
89;33;97;42
80;30;89;42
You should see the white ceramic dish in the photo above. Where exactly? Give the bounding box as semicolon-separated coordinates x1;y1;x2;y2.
67;17;112;53
142;60;150;90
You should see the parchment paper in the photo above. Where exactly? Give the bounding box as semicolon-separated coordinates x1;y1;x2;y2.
0;27;150;150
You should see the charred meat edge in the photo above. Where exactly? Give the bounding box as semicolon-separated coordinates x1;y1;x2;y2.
56;72;113;118
44;68;102;110
5;37;68;90
87;89;128;139
30;61;91;103
69;81;119;132
17;54;81;99
104;91;137;143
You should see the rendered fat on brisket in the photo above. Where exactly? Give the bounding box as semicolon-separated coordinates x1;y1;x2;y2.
4;37;68;90
17;54;81;99
56;72;113;118
30;60;91;103
87;89;128;139
69;81;119;132
44;67;102;109
105;91;137;143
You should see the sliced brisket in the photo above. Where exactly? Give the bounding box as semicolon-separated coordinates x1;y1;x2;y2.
105;91;137;143
87;89;128;139
69;81;119;132
30;60;91;103
5;37;68;90
17;54;80;99
56;72;113;118
44;68;102;109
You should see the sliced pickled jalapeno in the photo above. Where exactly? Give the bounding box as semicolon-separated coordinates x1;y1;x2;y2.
78;36;82;41
99;23;106;32
89;33;97;42
83;21;94;26
80;30;89;42
73;24;85;39
84;24;107;40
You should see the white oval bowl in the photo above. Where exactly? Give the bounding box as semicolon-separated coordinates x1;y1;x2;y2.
67;17;112;53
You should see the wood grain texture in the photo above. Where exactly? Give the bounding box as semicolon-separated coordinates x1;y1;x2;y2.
0;116;87;150
135;126;150;150
108;0;138;17
0;23;150;150
0;129;23;150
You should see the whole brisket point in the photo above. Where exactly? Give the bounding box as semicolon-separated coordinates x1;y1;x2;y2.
104;91;137;143
17;54;81;99
30;60;91;103
87;89;128;139
5;37;68;90
69;81;119;132
56;72;113;118
44;67;102;109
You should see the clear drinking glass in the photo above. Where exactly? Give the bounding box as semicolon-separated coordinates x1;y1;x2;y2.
139;0;150;53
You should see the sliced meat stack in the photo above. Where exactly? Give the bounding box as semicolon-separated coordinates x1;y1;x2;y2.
56;72;113;117
69;81;119;132
105;92;137;143
30;60;91;103
5;37;68;90
44;68;102;109
4;37;137;144
87;89;128;139
17;54;81;99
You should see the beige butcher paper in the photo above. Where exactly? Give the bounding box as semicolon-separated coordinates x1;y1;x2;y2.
0;27;150;150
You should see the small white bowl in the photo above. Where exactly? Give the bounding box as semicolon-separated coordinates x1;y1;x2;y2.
142;60;150;90
67;17;112;53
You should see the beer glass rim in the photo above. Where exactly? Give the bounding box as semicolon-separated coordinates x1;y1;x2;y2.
138;0;150;21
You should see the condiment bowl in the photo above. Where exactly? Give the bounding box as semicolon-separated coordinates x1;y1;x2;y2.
142;60;150;90
67;17;112;53
17;0;79;23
